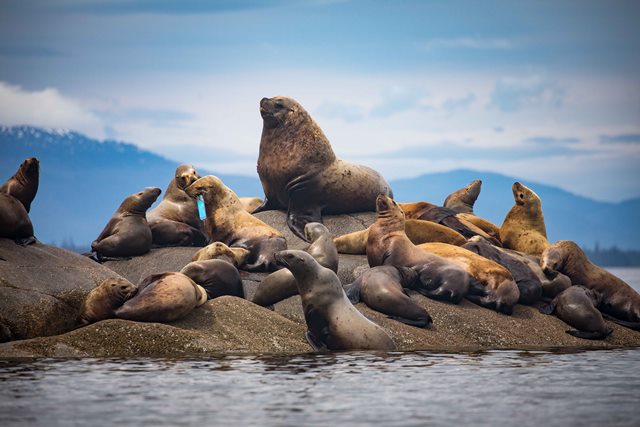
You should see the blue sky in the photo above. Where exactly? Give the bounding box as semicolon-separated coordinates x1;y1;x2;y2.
1;0;639;201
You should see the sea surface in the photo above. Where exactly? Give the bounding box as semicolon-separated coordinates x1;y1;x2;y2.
1;268;639;427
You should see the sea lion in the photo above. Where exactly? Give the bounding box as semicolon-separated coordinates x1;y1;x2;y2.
539;286;612;340
252;222;338;307
1;157;39;213
367;195;471;304
418;242;520;314
344;265;432;328
191;241;250;267
443;179;482;214
541;240;640;330
416;206;502;246
255;96;393;240
456;212;501;241
500;182;549;255
115;272;207;322
185;175;286;272
275;250;396;351
181;259;244;299
239;197;263;213
334;219;466;254
147;164;207;247
78;277;138;325
90;187;161;260
463;236;543;304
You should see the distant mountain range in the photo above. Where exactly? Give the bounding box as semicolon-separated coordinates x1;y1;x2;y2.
2;125;639;250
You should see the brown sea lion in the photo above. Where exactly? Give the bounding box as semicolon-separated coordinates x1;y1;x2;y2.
239;197;263;213
185;175;286;272
463;236;543;304
0;157;39;245
115;272;207;322
417;242;520;314
1;157;39;213
416;206;502;246
252;222;338;307
334;219;466;254
181;259;244;299
91;187;161;260
500;182;549;255
255;96;393;240
443;179;482;214
367;195;471;304
344;265;432;328
275;250;396;351
512;250;571;299
539;286;612;340
541;240;640;330
147;164;207;247
78;277;138;325
191;241;250;267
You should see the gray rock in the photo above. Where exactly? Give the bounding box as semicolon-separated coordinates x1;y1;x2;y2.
104;246;198;284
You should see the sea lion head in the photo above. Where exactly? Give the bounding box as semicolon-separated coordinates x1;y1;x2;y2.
121;187;161;215
444;179;481;211
185;175;236;207
198;241;250;267
105;277;138;301
512;182;541;208
260;96;303;129
79;278;138;325
463;179;482;203
376;194;404;221
304;222;331;242
540;244;565;277
194;284;209;306
274;250;322;290
20;157;40;180
174;164;200;190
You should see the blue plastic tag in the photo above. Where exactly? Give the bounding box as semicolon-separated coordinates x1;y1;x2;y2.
197;196;207;220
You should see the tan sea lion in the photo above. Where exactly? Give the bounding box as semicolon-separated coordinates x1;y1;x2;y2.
147;164;207;247
91;187;161;260
255;96;393;240
115;272;207;322
275;250;396;351
185;175;286;272
541;240;640;330
79;277;138;325
181;259;244;299
252;222;338;307
443;179;482;214
367;195;471;303
0;158;39;245
417;242;520;314
239;197;263;213
191;241;250;267
344;265;432;328
334;219;466;255
500;182;549;255
539;286;612;340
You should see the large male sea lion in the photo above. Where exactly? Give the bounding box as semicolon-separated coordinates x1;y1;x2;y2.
252;222;338;307
147;164;207;247
91;187;161;260
417;242;520;314
181;259;244;299
541;240;640;329
344;265;432;328
367;195;471;303
185;175;286;272
191;241;250;267
115;272;207;322
79;278;138;325
275;250;396;351
255;96;393;240
500;182;548;255
0;158;39;245
443;179;482;214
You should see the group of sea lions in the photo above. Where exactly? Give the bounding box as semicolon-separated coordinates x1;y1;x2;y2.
2;95;639;350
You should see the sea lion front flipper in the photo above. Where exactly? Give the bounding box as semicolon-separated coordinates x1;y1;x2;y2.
287;203;322;242
343;283;361;304
15;235;36;246
305;330;328;352
566;329;612;340
387;315;432;328
252;197;278;214
601;313;640;331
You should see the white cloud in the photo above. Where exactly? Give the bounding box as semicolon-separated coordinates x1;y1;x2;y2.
0;81;104;138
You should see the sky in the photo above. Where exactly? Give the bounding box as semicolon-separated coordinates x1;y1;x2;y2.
1;0;639;202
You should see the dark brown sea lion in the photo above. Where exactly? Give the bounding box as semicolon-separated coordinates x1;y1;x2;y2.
367;195;471;304
252;222;338;307
0;157;39;245
147;164;207;247
334;219;466;255
115;272;207;322
500;182;549;255
463;236;543;304
90;187;161;260
418;242;520;314
344;265;432;328
185;175;286;272
181;259;244;299
255;96;393;240
275;250;396;351
191;241;250;267
79;277;138;325
539;286;612;340
443;179;482;214
541;240;640;330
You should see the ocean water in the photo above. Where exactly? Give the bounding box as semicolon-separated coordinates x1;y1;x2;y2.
1;269;639;427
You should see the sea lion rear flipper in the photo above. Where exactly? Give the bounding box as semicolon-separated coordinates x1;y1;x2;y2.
566;329;612;340
601;313;640;331
287;204;322;241
343;283;361;304
305;330;328;352
15;235;36;246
